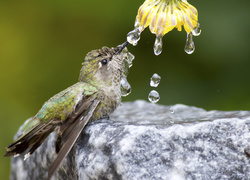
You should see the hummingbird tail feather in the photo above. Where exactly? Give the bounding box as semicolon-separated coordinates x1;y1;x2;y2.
5;122;54;158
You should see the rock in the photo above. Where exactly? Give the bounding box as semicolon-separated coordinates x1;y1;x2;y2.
10;100;250;180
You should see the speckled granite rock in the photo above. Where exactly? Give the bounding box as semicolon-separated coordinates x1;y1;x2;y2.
10;100;250;180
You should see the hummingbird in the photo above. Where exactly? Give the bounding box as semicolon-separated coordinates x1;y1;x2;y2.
4;41;129;179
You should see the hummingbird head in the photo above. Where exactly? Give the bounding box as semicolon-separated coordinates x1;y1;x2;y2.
79;42;129;90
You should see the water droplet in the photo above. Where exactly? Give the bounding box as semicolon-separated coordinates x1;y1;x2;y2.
120;77;131;97
170;107;175;114
123;47;135;68
123;60;131;78
184;33;195;54
153;36;163;56
127;28;141;46
192;23;201;36
122;48;135;78
148;90;160;103
169;118;175;124
134;18;140;28
150;73;161;87
134;17;145;33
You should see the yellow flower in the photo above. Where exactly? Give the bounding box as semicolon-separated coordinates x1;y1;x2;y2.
136;0;199;36
127;0;201;55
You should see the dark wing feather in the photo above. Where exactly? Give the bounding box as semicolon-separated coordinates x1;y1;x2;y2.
54;95;95;153
4;122;55;157
47;99;100;180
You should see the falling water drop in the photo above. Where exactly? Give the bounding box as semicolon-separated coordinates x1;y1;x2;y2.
184;33;195;54
148;90;160;103
123;60;130;78
127;28;141;46
150;73;161;87
122;48;135;78
153;36;163;56
123;47;135;68
192;23;201;36
120;77;131;97
120;48;134;97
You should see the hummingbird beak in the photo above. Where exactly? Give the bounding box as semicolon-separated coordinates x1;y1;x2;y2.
115;41;129;55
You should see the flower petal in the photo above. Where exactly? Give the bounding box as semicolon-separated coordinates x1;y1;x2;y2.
136;0;199;35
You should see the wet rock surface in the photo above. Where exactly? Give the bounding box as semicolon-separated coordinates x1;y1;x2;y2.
10;100;250;180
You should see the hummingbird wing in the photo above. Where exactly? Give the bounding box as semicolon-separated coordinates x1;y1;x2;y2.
47;99;100;180
4;82;97;158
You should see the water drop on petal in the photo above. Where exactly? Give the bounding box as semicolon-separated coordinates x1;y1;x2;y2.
148;90;160;103
138;25;145;32
150;73;161;87
134;18;140;28
127;28;141;46
153;36;163;56
134;18;144;35
120;77;132;97
184;33;195;54
192;23;201;36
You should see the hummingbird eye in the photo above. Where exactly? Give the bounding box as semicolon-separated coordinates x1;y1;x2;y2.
101;59;108;66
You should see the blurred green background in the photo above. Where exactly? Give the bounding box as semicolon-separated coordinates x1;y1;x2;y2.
0;0;250;179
